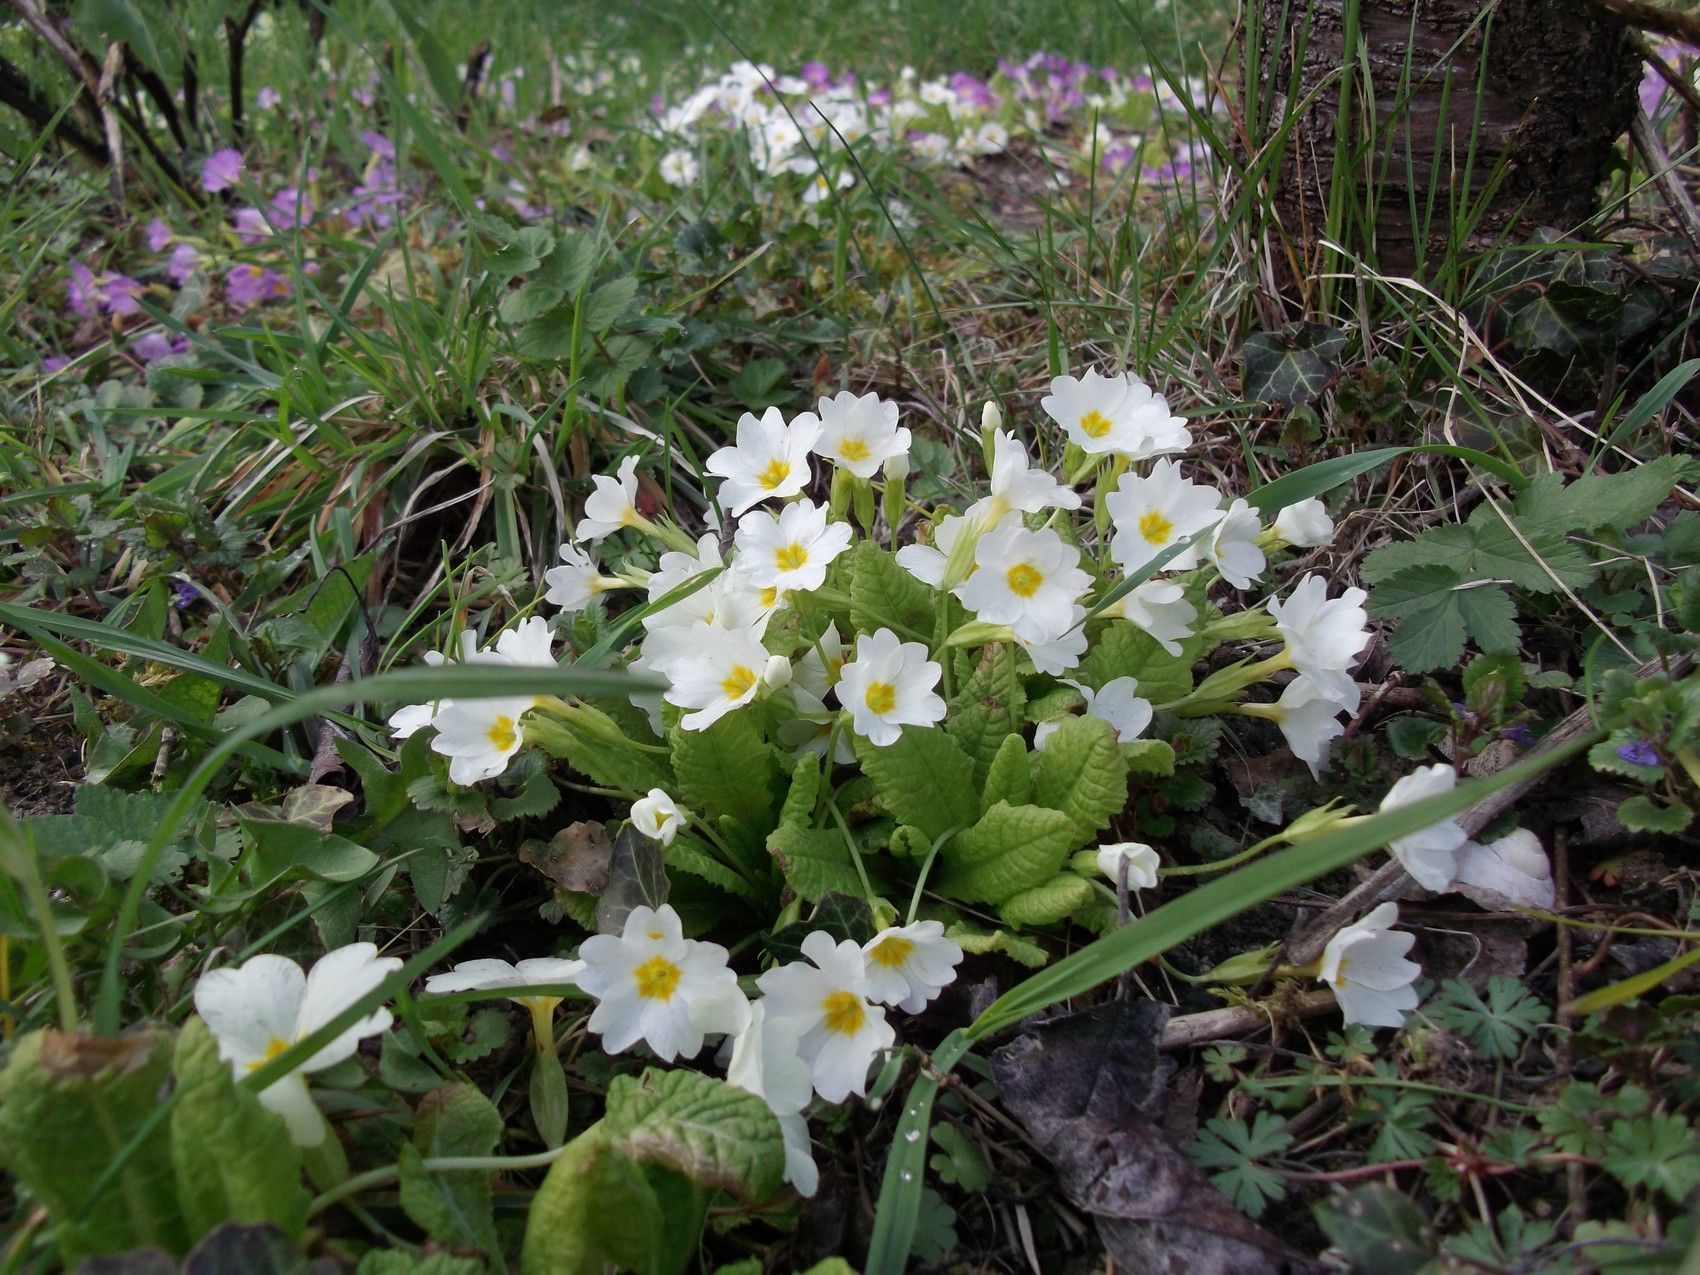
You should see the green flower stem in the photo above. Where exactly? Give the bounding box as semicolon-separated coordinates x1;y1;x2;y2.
905;825;965;925
1163;648;1293;716
302;1121;350;1192
633;513;700;556
0;814;78;1032
1675;746;1700;789
824;798;878;906
1158;831;1284;878
307;1144;572;1219
528;1000;559;1057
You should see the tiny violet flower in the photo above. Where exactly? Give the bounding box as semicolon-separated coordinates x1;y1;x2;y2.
861;920;963;1013
835;627;946;746
705;406;822;516
733;498;853;596
1319;901;1421;1029
225;263;289;311
144;218;174;252
1096;841;1160;890
1379;763;1470;892
1040;367;1190;460
193;942;402;1145
167;242;201;285
1617;739;1660;767
577;904;747;1062
631;788;683;845
201;147;244;192
1273;498;1334;549
811;390;911;479
756;931;895;1103
1035;676;1152;750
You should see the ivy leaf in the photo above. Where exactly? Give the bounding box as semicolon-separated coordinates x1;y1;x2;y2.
399;1084;504;1255
602;1068;785;1201
939;802;1077;904
1031;715;1130;847
765;892;876;964
489;767;560;822
1191;1111;1293;1218
997;873;1094;928
853;726;978;842
595;824;669;935
1313;1185;1437;1275
1368;566;1520;674
171;1018;309;1245
1240;323;1348;407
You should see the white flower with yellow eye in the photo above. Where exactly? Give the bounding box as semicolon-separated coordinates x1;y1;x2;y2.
545;541;623;613
955;516;1091;644
1240;675;1358;779
705;407;821;516
193;943;401;1145
428;695;536;784
658;148;699;187
732;498;853;597
662;622;772;731
386;629;480;739
756;932;895;1103
1267;574;1371;703
1035;676;1152;750
794;622;848;702
576;454;645;543
811;391;910;479
1040;368;1190;460
834;627;945;746
1104;458;1223;575
971;429;1080;526
631;788;684;845
1101;578;1198;656
1019;604;1090;676
643;533;726;632
861;920;963;1013
576;905;746;1062
1319;902;1421;1029
1205;497;1267;589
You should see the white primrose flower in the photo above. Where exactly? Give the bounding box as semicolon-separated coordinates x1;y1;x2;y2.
811;390;911;478
1273;498;1335;548
1205;498;1267;589
705;406;822;516
492;615;556;667
726;1002;818;1195
894;513;970;588
658;148;699;187
733;498;853;596
1319;901;1421;1029
1452;828;1556;911
973;429;1081;525
544;541;621;613
576;454;645;543
1101;578;1197;656
861;920;964;1013
954;517;1092;644
1379;763;1470;892
643;533;729;633
1035;676;1153;750
577;905;747;1062
1040;368;1190;460
1019;604;1090;676
756;931;895;1103
1267;574;1370;702
423;957;585;1011
1096;841;1161;890
631;788;684;845
386;629;481;739
835;627;946;746
194;943;402;1146
794;622;848;701
429;695;537;784
661;621;772;731
1245;674;1358;779
1105;458;1224;575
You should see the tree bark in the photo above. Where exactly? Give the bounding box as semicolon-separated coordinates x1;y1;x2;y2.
1255;0;1644;276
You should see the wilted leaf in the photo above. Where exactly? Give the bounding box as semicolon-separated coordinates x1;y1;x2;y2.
602;1068;785;1201
595;824;669;935
520;822;613;894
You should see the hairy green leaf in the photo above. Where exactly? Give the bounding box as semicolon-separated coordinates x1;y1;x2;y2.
1031;715;1129;846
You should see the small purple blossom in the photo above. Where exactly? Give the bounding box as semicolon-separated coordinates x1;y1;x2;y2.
145;218;174;252
256;86;282;110
42;355;69;373
171;581;198;609
104;273;143;318
1617;739;1661;768
1502;724;1537;748
68;261;99;318
231;206;271;243
1101;141;1136;174
201;148;244;193
224;263;289;310
167;242;201;285
358;130;395;160
132;331;188;363
801;60;832;89
268;186;315;230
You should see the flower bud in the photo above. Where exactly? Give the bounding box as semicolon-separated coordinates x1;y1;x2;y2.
882;453;910;482
762;654;793;691
1273;498;1335;548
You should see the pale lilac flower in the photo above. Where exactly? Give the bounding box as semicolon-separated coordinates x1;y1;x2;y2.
202;148;244;193
167;242;201;285
225;263;289;310
145;218;174;252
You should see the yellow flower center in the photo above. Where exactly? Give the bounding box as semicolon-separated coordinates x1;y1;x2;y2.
864;681;897;715
868;936;914;969
759;586;779;607
758;458;792;490
774;542;810;572
633;955;683;1001
1079;409;1113;439
839;437;871;462
1138;510;1174;546
821;990;867;1036
1005;562;1043;598
486;714;519;752
246;1036;293;1072
721;664;758;700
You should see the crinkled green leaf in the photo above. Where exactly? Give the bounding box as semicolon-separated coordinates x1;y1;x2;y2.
521;1126;662;1275
670;712;780;831
1369;567;1521;674
997;873;1095;927
603;1068;785;1201
946;921;1049;968
946;644;1024;782
940;801;1076;904
171;1018;308;1245
1031;715;1129;847
1075;620;1196;706
667;836;765;903
980;733;1032;814
848;541;937;640
1616;794;1693;834
398;1084;504;1255
854;726;978;842
778;753;822;829
768;822;861;903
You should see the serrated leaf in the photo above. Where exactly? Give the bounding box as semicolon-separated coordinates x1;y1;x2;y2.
514;303;581;360
171;1018;309;1245
1031;715;1129;846
490;768;560;821
603;1068;785;1201
853;726;978;841
940;802;1077;904
498;277;565;325
1370;567;1521;674
399;1084;503;1255
1075;620;1194;706
521;1128;662;1275
581;275;639;331
946;644;1025;781
777;754;822;829
998;873;1095;927
1616;794;1692;834
666;836;765;903
670;713;779;831
767;822;861;903
946;922;1050;968
980;734;1032;813
848;541;937;640
1123;738;1176;776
